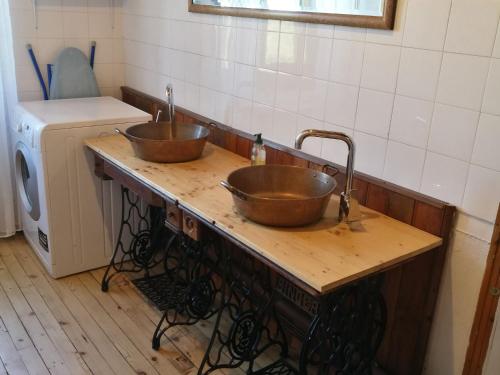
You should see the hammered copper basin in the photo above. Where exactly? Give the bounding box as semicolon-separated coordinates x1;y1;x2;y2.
221;165;337;227
116;121;209;163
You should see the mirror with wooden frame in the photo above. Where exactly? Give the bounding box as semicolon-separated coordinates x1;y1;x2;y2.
189;0;398;30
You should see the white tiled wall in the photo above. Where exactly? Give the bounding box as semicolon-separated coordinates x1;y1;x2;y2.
120;0;500;227
8;0;124;100
117;1;500;374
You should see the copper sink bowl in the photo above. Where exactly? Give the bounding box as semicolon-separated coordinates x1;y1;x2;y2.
116;121;209;163
221;165;337;227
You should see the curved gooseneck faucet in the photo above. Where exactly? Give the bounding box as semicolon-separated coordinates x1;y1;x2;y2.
295;129;360;223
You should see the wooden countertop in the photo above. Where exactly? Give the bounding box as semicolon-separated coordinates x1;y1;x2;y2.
85;135;442;294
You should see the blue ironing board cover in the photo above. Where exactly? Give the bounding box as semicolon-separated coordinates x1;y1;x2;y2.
49;47;100;100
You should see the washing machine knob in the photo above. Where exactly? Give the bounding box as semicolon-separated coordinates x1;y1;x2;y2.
16;122;23;132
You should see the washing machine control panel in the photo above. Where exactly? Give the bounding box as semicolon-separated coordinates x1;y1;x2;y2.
17;115;37;148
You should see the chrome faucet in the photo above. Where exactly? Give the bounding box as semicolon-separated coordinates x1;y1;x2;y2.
295;129;361;223
166;84;175;124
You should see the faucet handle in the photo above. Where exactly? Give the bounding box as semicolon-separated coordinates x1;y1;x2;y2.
165;84;175;123
339;190;362;223
166;84;173;100
321;164;339;177
339;192;350;221
154;109;162;123
346;193;362;223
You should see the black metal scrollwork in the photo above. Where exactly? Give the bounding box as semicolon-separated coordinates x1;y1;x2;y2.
229;311;260;360
198;248;289;375
104;187;388;375
187;276;215;318
151;235;223;350
298;275;387;375
101;186;174;292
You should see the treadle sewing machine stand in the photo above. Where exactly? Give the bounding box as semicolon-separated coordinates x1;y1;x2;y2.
99;186;226;354
101;186;387;375
194;250;387;375
88;134;449;375
100;186;170;292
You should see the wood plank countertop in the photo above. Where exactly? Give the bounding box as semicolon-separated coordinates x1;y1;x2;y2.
85;135;442;294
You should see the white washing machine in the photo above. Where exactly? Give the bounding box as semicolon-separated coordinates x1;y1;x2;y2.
13;96;151;278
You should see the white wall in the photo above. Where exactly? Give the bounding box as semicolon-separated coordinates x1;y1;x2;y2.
121;0;500;224
8;0;124;100
6;0;500;373
425;226;490;374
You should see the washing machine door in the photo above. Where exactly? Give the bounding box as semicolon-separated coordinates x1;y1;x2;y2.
15;142;40;221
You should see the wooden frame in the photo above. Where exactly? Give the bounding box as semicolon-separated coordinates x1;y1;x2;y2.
188;0;398;29
463;204;500;375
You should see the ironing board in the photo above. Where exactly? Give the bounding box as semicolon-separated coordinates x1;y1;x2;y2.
49;47;100;100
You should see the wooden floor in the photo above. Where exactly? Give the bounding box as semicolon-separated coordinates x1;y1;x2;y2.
0;234;242;375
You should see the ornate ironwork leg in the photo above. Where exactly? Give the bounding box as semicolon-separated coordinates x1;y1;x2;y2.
151;235;225;350
101;186;171;292
245;292;292;375
197;248;288;375
298;275;387;375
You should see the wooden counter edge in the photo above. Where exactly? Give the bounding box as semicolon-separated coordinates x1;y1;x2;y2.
86;139;443;295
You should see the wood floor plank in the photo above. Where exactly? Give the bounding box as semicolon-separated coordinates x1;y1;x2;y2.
9;238;118;375
65;275;167;375
0;276;32;351
90;269;207;344
109;272;275;372
0;255;72;375
0;285;49;375
1;234;259;375
0;241;91;375
89;270;204;351
119;274;277;372
11;239;138;375
0;317;30;375
89;270;164;337
78;272;194;375
17;237;192;375
83;273;196;373
89;270;245;375
17;346;51;375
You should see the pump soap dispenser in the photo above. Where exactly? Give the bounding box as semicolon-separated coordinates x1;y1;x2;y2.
251;133;266;166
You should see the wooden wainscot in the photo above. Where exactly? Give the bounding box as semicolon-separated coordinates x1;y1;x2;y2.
87;86;456;374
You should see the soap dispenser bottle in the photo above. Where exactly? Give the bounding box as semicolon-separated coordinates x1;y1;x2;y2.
251;133;266;166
